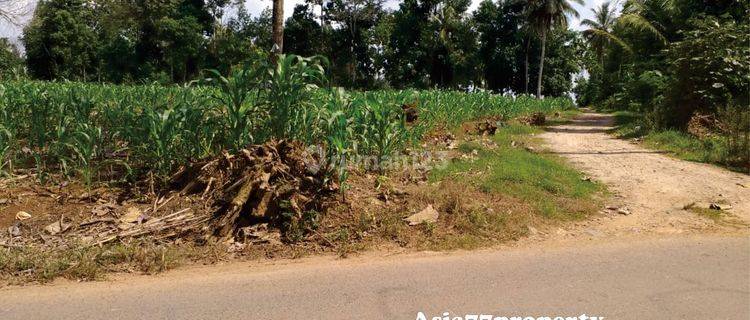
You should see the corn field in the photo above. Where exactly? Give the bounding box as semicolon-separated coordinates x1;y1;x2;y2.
0;55;573;186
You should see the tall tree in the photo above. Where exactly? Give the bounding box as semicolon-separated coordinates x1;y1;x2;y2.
272;0;284;58
324;0;384;87
386;0;477;88
474;0;527;92
23;0;100;80
527;0;581;98
284;5;325;58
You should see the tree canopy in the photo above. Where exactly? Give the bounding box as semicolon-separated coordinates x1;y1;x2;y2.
18;0;585;96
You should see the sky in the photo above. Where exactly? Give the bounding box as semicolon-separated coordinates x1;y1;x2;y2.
0;0;607;49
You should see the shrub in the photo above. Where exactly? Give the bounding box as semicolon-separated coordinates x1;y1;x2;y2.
659;16;750;128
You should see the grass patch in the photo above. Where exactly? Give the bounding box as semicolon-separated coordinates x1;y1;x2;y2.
683;202;746;227
610;111;748;173
431;124;602;220
611;111;648;138
643;131;731;163
545;109;584;126
0;241;229;285
686;206;725;222
334;122;603;253
364;180;534;251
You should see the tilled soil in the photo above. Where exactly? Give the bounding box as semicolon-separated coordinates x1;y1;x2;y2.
538;111;750;238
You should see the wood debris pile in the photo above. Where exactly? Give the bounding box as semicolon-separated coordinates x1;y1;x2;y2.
2;140;337;248
170;139;337;240
519;112;546;126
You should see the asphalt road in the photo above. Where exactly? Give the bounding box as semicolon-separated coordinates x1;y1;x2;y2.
1;236;748;320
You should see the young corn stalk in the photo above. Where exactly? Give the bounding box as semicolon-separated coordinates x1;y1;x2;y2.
204;61;265;151
264;55;328;140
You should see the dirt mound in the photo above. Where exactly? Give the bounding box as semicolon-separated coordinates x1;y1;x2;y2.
519;112;546;126
461;118;503;136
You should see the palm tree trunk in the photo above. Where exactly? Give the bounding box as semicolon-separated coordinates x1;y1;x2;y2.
536;28;547;99
271;0;284;61
524;36;530;95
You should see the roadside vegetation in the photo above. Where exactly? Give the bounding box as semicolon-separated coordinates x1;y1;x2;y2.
1;118;604;284
612;110;749;173
573;1;748;173
430;124;600;220
0;59;572;186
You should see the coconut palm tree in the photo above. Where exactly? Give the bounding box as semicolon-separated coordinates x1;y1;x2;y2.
581;1;631;71
527;0;582;98
618;0;673;45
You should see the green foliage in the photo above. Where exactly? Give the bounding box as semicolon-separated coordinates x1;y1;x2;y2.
474;0;581;94
579;0;749;150
23;0;99;81
385;0;479;88
263;54;328;140
644;130;733;166
659;16;750;127
473;0;525;91
717;103;750;171
23;0;216;83
204;57;267;150
0;38;23;80
283;5;326;58
612;109;749;173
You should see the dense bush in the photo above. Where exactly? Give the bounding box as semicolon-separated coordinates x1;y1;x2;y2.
659;16;750;128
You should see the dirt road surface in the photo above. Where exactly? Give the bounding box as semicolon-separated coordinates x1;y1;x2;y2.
539;111;750;237
0;235;748;320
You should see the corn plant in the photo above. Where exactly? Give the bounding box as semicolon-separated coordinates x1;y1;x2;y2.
353;96;408;171
204;61;266;150
65;123;102;188
320;88;354;190
263;54;328;140
0;54;575;186
178;90;219;159
140;104;185;177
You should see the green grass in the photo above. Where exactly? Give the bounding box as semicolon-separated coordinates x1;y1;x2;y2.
610;111;747;173
683;202;746;227
643;131;731;164
430;124;602;220
611;110;648;138
686;206;725;222
545;109;583;126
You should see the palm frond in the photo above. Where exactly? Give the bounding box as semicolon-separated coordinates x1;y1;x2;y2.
583;28;633;53
618;13;667;44
580;18;601;29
